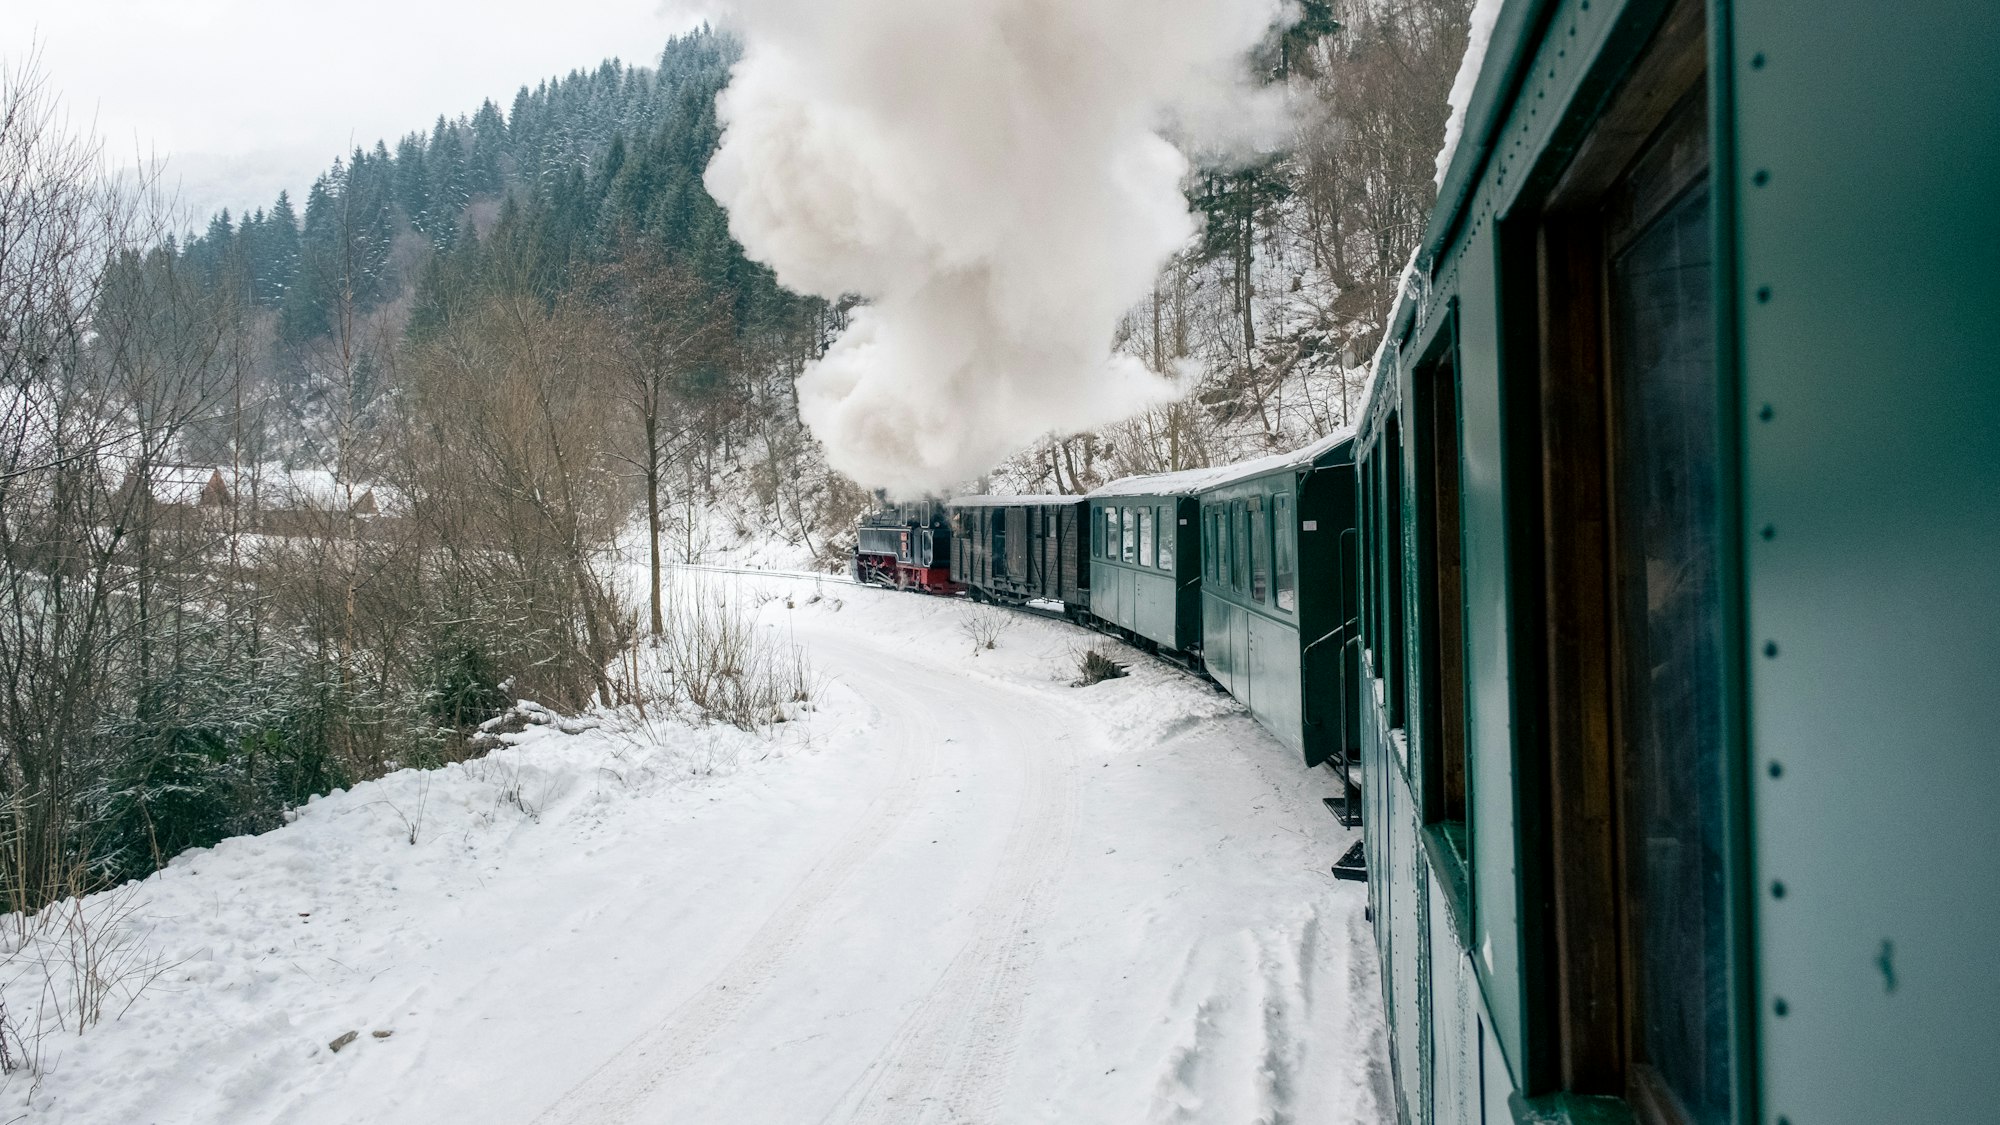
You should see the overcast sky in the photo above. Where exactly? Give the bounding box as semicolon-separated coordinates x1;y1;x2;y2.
4;0;702;226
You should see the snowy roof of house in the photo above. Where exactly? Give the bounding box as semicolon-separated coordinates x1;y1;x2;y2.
230;467;398;512
142;465;224;506
1085;431;1355;499
942;493;1081;508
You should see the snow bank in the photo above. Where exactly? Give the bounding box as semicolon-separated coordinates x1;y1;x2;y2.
3;575;1387;1124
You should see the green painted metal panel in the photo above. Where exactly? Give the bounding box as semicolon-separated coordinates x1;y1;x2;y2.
1247;611;1303;756
1207;594;1231;693
1441;216;1530;1077
1131;569;1178;649
1386;739;1427;1124
1430;877;1481;1125
1089;560;1119;623
1730;2;2000;1121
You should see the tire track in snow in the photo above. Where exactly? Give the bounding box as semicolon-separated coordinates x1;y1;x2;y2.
529;671;940;1125
820;688;1082;1125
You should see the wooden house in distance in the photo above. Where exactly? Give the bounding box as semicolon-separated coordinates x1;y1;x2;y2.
117;464;401;540
248;468;400;539
116;465;233;531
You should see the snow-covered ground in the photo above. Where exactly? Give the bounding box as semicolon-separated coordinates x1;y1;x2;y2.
5;574;1390;1124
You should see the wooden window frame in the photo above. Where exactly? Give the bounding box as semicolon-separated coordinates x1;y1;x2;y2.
1249;495;1269;604
1384;412;1408;731
1273;492;1296;613
1530;0;1718;1117
1416;331;1470;863
1361;455;1378;661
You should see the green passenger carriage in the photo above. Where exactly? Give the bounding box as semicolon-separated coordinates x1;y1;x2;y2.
1192;435;1361;775
1082;485;1200;653
1350;0;2000;1122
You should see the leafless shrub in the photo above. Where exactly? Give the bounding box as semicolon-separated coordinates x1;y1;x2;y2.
619;579;818;734
379;774;431;846
0;882;181;1076
959;605;1010;652
0;994;36;1076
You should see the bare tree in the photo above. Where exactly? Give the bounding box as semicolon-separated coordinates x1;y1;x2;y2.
578;240;731;638
0;51;231;907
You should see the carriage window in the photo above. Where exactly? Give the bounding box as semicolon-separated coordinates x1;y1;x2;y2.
992;511;1008;577
1274;492;1296;612
1091;507;1103;557
1417;342;1468;858
1158;505;1175;571
1359;459;1374;654
1121;507;1136;563
1371;454;1388;662
1230;500;1249;592
1200;504;1216;580
1139;507;1155;567
1249;496;1269;603
1385;413;1407;730
1613;176;1729;1124
1532;20;1729;1114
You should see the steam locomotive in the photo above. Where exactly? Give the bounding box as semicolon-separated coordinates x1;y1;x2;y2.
853;498;960;593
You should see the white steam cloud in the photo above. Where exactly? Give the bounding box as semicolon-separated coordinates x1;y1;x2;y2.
698;0;1293;497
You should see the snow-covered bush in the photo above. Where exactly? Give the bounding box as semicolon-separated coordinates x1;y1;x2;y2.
1073;647;1130;687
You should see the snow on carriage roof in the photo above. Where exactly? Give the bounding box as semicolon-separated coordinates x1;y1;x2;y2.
1085;430;1355;499
943;493;1079;508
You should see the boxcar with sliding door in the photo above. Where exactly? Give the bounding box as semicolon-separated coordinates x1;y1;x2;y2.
945;495;1090;609
1352;0;2000;1122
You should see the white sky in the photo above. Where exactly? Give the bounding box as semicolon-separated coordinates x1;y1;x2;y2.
3;0;703;226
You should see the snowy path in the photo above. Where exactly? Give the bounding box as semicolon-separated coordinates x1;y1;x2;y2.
536;625;1084;1124
7;577;1391;1124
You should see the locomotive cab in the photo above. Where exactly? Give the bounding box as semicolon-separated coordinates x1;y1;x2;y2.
854;496;963;594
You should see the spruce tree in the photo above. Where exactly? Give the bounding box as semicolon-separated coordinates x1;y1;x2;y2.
262;191;301;309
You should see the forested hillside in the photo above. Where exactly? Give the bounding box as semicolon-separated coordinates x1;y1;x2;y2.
0;1;1463;916
997;0;1468;491
170;28;832;493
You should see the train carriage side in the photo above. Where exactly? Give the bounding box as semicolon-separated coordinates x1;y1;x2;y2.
946;495;1088;607
1081;487;1198;653
1353;0;2000;1122
1193;436;1360;772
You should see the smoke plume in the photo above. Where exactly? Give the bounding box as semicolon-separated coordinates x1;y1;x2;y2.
699;0;1292;497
